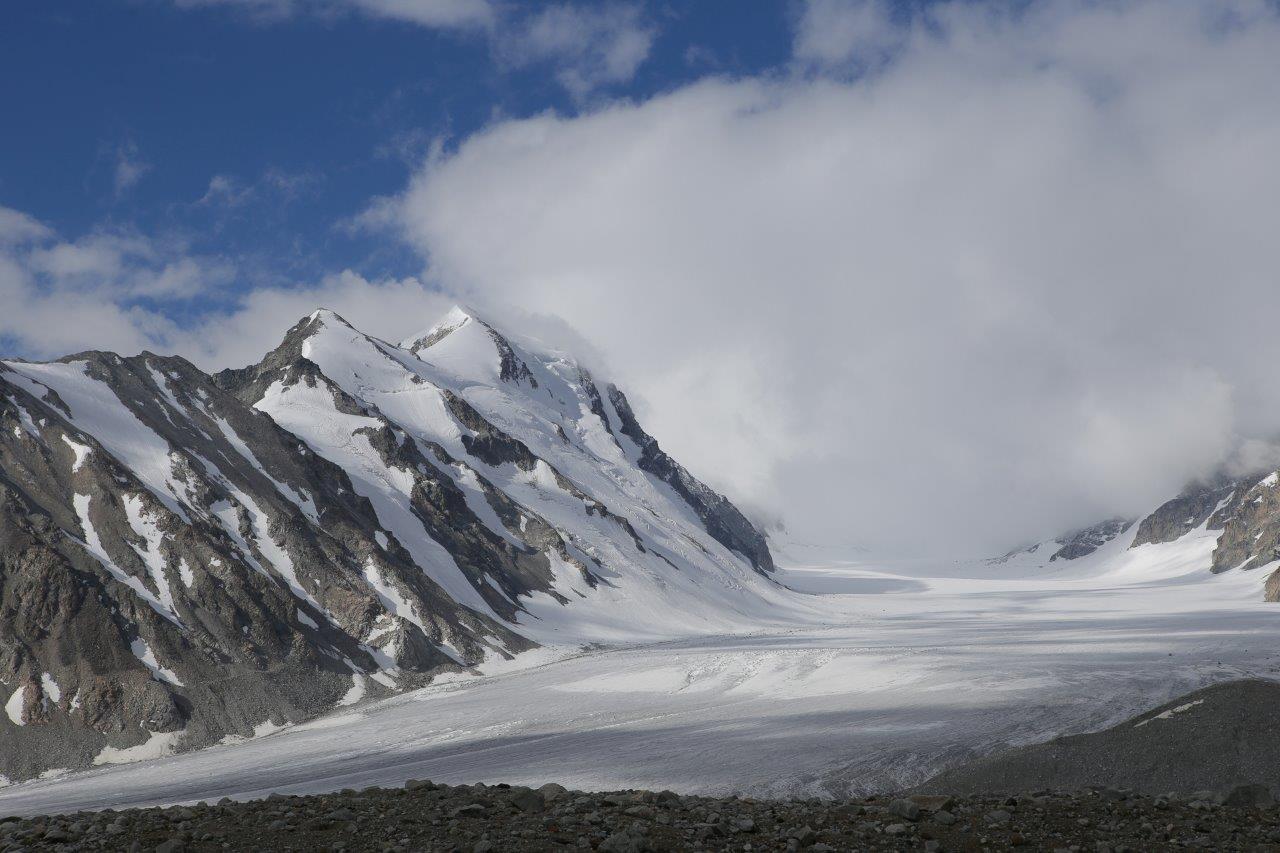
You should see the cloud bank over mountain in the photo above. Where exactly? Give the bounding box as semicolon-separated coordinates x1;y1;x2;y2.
363;0;1280;553
10;0;1280;555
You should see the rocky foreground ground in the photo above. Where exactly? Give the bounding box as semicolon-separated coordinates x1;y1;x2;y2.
4;779;1280;852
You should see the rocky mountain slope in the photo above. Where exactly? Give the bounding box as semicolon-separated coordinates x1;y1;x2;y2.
1000;470;1280;599
0;306;775;782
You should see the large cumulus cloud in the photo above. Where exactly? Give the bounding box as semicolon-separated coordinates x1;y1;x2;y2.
377;0;1280;554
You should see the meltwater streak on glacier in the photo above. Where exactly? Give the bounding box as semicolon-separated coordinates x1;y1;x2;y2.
3;522;1280;816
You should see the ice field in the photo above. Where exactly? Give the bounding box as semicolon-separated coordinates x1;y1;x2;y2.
3;524;1279;816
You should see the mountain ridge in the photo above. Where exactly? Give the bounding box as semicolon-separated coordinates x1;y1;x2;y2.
0;305;779;782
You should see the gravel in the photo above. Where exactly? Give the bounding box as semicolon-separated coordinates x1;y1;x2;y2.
3;779;1280;851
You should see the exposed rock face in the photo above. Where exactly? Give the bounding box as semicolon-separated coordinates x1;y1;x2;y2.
1118;472;1280;598
1130;479;1237;548
1049;518;1133;561
0;305;774;780
1028;466;1280;600
605;386;774;574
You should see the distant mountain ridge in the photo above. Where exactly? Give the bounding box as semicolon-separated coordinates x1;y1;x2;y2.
1003;470;1280;600
0;305;777;781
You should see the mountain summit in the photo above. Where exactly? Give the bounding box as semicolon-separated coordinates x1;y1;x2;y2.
0;306;776;781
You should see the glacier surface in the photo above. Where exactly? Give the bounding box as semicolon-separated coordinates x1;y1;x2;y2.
2;522;1277;815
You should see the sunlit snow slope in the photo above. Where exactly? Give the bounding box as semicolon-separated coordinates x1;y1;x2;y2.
0;306;780;782
2;536;1278;813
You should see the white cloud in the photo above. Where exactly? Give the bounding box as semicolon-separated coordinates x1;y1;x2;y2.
793;0;903;69
0;208;52;246
0;210;230;357
199;175;255;207
20;0;1280;558
0;204;449;373
182;269;454;368
170;0;493;29
197;168;321;209
368;0;1280;555
113;142;151;196
348;0;494;29
500;4;656;100
170;0;653;96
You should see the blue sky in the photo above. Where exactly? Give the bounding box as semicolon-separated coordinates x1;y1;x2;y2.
7;0;1280;555
2;0;797;309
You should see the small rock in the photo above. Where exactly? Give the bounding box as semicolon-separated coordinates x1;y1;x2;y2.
510;788;545;813
537;782;568;802
654;789;681;807
933;809;957;826
154;840;185;853
405;779;433;792
598;828;649;853
791;825;818;847
986;809;1012;824
884;823;908;836
602;793;638;807
450;803;486;818
888;798;921;821
1222;784;1274;809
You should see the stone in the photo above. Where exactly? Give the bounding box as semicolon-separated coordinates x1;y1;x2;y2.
933;809;957;826
884;823;908;836
654;790;681;807
598;829;649;853
154;840;186;853
1222;784;1274;809
510;788;545;813
537;783;568;802
791;825;818;847
602;793;638;807
987;809;1013;824
888;798;921;821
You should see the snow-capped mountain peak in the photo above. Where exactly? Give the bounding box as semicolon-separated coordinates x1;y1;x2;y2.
400;304;542;392
0;305;778;781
